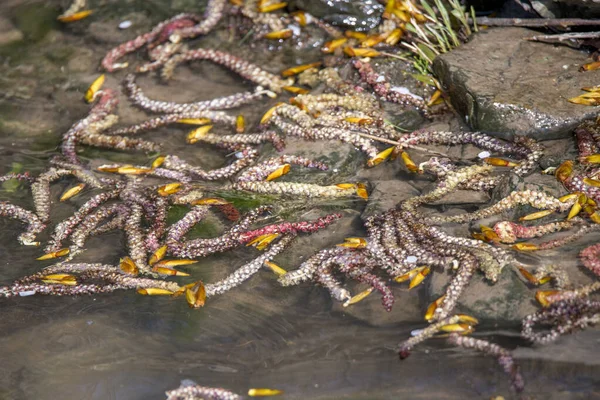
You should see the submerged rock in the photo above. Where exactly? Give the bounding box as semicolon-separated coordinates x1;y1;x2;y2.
0;16;23;46
433;27;600;140
427;267;537;325
290;0;383;31
529;0;600;18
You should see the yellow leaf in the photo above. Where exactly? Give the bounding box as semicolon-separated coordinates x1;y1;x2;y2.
60;183;85;201
137;288;174;295
266;164;290;181
248;388;283;397
84;74;104;103
58;10;93;23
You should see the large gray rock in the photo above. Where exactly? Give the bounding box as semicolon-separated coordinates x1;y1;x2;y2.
427;267;537;325
0;16;22;46
433;27;600;140
530;0;600;18
290;0;383;31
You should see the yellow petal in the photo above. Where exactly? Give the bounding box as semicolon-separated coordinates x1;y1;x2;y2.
158;182;182;196
590;211;600;224
360;34;386;48
281;62;322;77
60;183;85;202
584;154;600;164
283;86;309;95
484;157;518;167
384;28;403;45
37;248;70;260
512;242;539;251
155;259;198;267
519;209;554;221
41;279;77;286
356;183;368;200
537;276;552;285
480;225;500;242
191;197;230;205
367;146;395;167
84;74;105;103
408;266;430;289
264;29;293;40
568;95;600;106
42;273;75;280
258;2;287;12
321;38;348;53
425;295;445;321
401;151;418;172
584;177;600;187
343;287;373;306
391;8;411;21
236;115;246;133
117;166;152;175
256;234;280;251
120;256;139;275
555;160;574;182
394;267;421;283
535;289;560;307
152;266;190;276
152;156;166;169
137;288;174;295
248;388;283;397
266;164;290;181
291;10;307;26
260;103;284;124
264;261;287;276
559;193;578;203
580;61;600;71
246;233;279;250
343;47;381;57
187;125;213;144
456;314;479;325
427;89;443;107
185;281;206;308
335;183;356;189
344;31;367;40
344;116;374;125
177;118;211;125
518;266;538;284
336;237;367;249
149;246;168;266
439;323;472;333
567;200;583;220
97;164;127;173
58;10;94;23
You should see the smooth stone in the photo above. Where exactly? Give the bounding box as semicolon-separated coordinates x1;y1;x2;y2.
530;0;600;18
426;267;537;325
0;16;23;46
290;0;383;31
433;27;600;140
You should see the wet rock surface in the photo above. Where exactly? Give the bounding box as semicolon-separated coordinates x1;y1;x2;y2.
530;0;600;18
0;16;23;46
433;27;600;140
290;0;383;31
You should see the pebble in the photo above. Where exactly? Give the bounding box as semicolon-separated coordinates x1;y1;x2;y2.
118;20;132;29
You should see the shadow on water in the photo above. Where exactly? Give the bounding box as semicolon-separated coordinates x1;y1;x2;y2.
0;1;599;399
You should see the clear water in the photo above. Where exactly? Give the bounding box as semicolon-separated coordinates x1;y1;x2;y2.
0;1;599;399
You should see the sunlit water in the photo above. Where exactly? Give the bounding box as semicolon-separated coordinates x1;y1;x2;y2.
0;1;599;399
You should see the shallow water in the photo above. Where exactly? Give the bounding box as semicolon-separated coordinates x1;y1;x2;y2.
0;1;599;399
